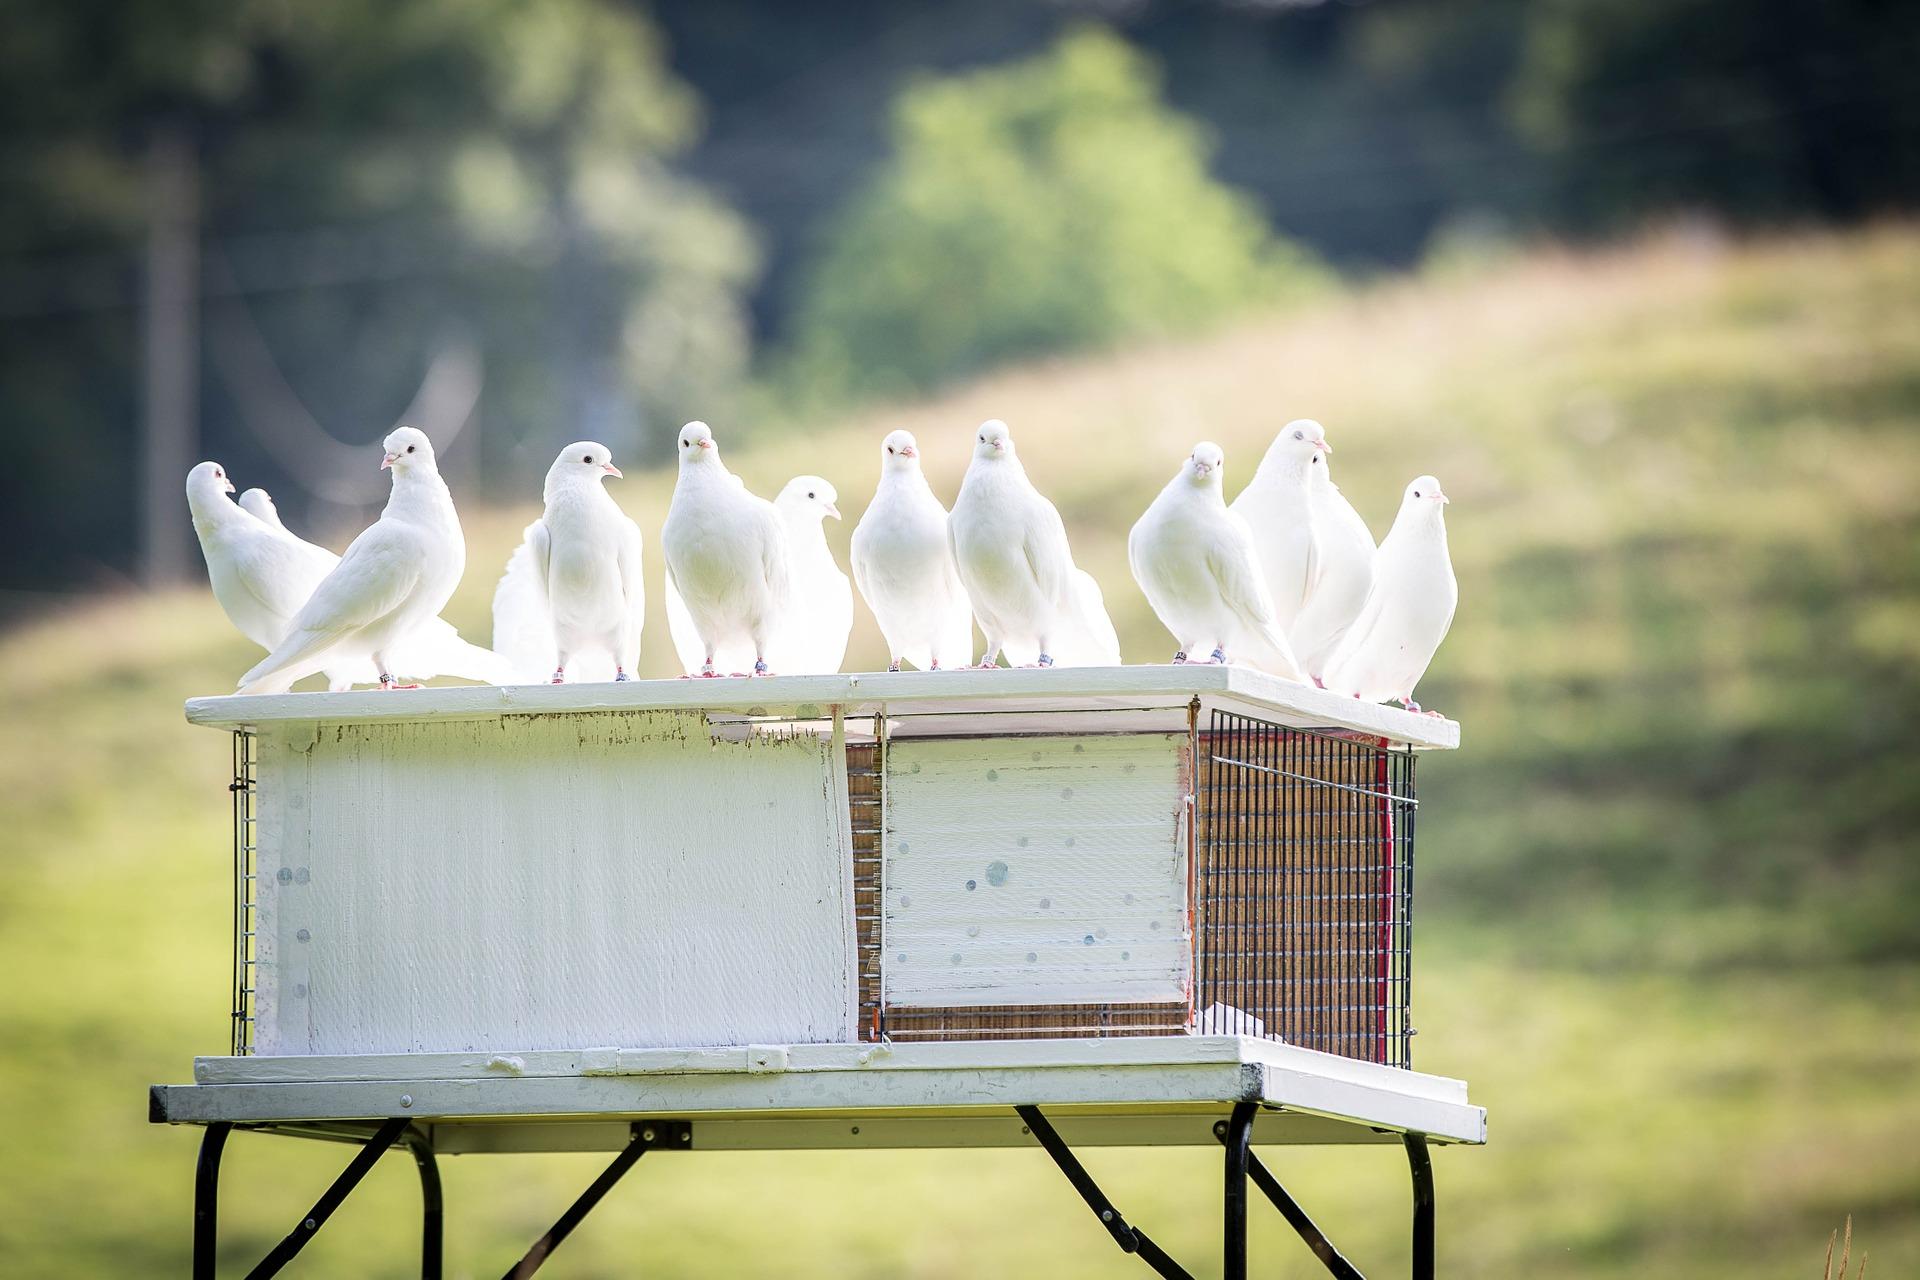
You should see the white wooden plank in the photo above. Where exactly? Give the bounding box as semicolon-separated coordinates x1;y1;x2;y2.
190;1036;1470;1107
151;1060;1486;1143
184;666;1460;751
883;735;1190;1008
251;711;855;1056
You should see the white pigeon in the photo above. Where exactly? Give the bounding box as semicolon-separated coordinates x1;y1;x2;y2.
770;476;853;674
1290;452;1378;675
1229;419;1333;641
237;487;285;530
849;430;973;671
1319;475;1457;711
1128;442;1305;679
948;419;1120;668
189;465;503;690
237;427;469;694
491;442;645;684
659;421;790;676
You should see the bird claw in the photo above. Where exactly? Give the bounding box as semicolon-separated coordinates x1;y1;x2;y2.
1171;651;1188;664
750;661;771;677
1311;675;1326;690
614;670;632;682
1207;648;1227;664
1035;654;1055;668
887;661;902;673
550;669;566;685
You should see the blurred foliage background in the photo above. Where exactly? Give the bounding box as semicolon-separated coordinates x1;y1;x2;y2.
1;0;1918;1276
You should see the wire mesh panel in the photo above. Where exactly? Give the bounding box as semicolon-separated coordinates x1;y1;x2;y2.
1195;711;1415;1067
230;729;257;1056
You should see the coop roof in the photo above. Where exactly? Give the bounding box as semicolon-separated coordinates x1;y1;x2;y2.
184;666;1460;751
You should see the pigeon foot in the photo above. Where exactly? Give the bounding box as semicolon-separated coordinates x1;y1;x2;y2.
1036;653;1055;668
887;661;902;673
1207;647;1227;664
1171;651;1188;664
614;669;632;682
550;668;566;685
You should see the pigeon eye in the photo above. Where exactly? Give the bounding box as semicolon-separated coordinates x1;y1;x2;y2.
406;444;416;454
1414;490;1423;498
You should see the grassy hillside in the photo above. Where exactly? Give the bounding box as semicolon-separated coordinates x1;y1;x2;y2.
2;226;1915;1276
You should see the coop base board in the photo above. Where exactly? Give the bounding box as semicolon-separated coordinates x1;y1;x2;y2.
152;1035;1485;1149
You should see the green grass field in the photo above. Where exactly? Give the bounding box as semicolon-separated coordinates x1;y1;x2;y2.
2;225;1915;1276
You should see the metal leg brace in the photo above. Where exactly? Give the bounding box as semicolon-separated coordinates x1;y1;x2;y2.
193;1119;435;1280
1015;1105;1194;1280
1405;1134;1434;1280
244;1117;412;1279
501;1121;682;1279
1213;1110;1363;1279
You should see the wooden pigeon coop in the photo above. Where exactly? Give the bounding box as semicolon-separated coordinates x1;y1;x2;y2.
154;668;1481;1279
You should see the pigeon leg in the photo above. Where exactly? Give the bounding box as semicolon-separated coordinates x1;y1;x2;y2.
550;666;566;685
1397;696;1423;713
976;641;1002;670
1171;650;1188;664
1311;675;1327;690
887;659;902;673
751;659;770;677
614;667;632;682
1035;653;1055;668
1208;647;1227;664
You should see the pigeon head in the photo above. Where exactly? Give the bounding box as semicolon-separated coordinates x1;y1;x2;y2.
1185;442;1227;487
1405;475;1450;509
780;476;842;521
1254;420;1332;483
381;426;435;473
973;419;1015;462
678;421;719;465
881;429;922;470
551;441;622;484
238;488;277;521
187;461;236;497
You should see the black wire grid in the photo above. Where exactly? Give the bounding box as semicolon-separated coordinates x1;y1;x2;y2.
1197;710;1416;1068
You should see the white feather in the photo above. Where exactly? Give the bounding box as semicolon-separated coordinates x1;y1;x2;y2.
850;431;973;671
659;422;791;675
949;420;1120;668
1319;475;1457;707
236;427;471;694
1129;442;1304;679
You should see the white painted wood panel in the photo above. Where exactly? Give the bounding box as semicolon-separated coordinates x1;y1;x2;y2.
252;711;855;1055
883;734;1190;1007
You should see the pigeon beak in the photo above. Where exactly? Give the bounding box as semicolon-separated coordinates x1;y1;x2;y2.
222;479;236;494
603;463;624;478
697;439;714;450
1315;440;1333;455
381;452;398;470
1435;492;1450;505
900;446;917;458
824;503;843;520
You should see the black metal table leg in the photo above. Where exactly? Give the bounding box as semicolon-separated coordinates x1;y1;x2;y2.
406;1129;443;1280
194;1122;232;1280
245;1116;410;1279
1015;1105;1194;1280
1404;1134;1434;1280
502;1124;651;1279
1222;1102;1255;1280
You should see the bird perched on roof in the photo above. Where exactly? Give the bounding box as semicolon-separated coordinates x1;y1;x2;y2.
851;429;973;672
660;421;790;677
949;419;1120;668
491;442;645;684
236;487;285;531
770;476;852;674
236;427;470;694
190;462;502;691
1319;475;1457;712
1129;442;1305;679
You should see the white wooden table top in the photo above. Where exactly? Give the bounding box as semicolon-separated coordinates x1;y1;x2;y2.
184;665;1460;751
150;1036;1485;1150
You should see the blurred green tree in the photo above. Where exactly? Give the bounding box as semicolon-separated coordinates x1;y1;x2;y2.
0;0;757;589
786;26;1326;403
